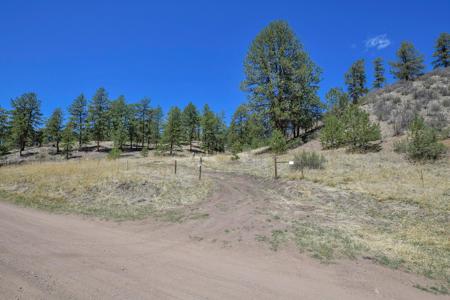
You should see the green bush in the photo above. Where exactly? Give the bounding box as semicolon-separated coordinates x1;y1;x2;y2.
406;116;446;161
108;147;122;160
291;151;326;172
270;129;287;154
230;141;242;160
320;114;345;149
342;105;381;151
140;147;149;157
320;105;381;151
393;139;408;154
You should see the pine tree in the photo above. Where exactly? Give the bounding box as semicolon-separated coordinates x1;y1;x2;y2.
373;57;386;89
228;104;250;148
68;94;88;148
270;129;287;154
182;102;199;151
88;87;110;151
345;59;367;104
201;104;220;154
136;98;151;148
150;106;163;149
390;42;425;81
241;21;321;136
432;33;449;69
325;88;349;116
45;108;64;153
61;122;76;159
125;103;138;150
10;93;42;156
110;96;128;150
161;107;182;155
0;106;9;154
214;112;227;153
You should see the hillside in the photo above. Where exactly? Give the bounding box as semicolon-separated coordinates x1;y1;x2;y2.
363;67;450;138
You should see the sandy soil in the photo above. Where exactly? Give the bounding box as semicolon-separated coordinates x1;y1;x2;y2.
0;172;446;300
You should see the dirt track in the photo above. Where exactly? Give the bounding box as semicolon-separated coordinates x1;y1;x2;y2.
0;173;444;299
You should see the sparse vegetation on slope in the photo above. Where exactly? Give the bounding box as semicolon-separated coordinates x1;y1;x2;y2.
364;67;450;137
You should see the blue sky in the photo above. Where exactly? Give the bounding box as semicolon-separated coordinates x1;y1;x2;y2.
0;0;449;122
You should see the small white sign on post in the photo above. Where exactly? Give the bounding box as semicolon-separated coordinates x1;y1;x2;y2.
288;161;294;165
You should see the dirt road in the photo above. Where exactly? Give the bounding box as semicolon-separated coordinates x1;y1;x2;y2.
0;173;444;299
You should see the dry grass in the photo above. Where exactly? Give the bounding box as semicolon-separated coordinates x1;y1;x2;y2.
195;146;450;285
0;157;212;221
276;148;449;284
0;143;449;286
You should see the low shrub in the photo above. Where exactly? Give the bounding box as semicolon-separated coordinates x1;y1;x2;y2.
393;139;408;154
407;116;446;161
341;105;381;151
442;98;450;107
321;106;381;151
140;147;149;157
320;114;345;149
108;147;122;160
230;141;242;160
391;104;416;136
291;151;326;172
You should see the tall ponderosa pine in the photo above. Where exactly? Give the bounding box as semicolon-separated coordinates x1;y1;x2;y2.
345;59;367;104
10;93;42;156
390;42;425;81
241;21;321;137
61;122;76;159
373;57;386;89
0;106;9;154
182;102;199;151
88;88;110;151
45;108;64;153
432;33;449;69
136;98;151;148
110;96;128;150
150;106;163;149
125;103;138;149
228;104;251;147
161;107;182;155
68;94;88;148
201;104;225;154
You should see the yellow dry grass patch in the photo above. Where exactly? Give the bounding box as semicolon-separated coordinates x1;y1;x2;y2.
0;158;211;220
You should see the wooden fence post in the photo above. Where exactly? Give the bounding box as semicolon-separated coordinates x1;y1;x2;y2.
199;157;202;180
274;156;278;179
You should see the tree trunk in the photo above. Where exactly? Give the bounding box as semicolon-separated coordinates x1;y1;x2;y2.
170;141;173;156
56;141;60;153
96;140;100;151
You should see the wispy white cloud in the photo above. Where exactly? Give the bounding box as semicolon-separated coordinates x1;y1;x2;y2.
365;34;391;50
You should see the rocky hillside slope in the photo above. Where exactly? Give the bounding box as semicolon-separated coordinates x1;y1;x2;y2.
363;67;450;138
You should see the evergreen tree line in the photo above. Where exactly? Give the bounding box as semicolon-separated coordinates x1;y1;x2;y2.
0;21;447;157
0;88;227;157
320;32;448;153
341;32;449;105
230;21;448;152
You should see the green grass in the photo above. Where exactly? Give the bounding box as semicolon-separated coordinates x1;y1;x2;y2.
255;229;289;252
292;221;365;262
